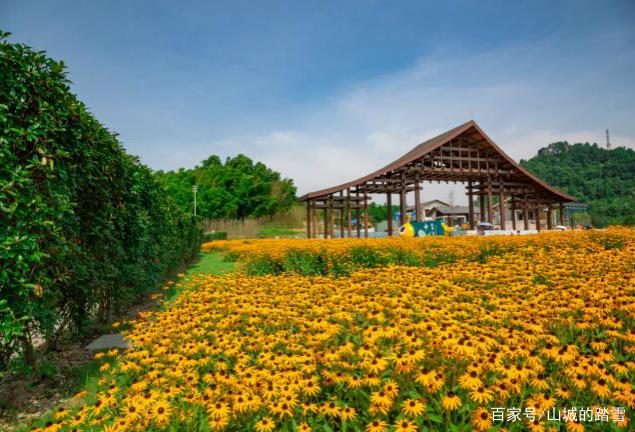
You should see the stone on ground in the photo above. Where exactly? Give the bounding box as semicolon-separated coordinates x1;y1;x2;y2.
85;334;129;351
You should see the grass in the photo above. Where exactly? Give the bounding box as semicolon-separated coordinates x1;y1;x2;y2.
186;252;235;275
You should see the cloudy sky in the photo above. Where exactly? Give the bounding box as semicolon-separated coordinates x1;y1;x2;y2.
3;1;634;203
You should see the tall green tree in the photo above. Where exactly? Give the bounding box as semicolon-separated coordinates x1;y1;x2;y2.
156;154;296;220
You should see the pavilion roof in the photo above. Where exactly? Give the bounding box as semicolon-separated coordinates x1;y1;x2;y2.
299;120;576;203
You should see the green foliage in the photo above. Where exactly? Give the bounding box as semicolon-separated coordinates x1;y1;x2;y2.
385;248;421;266
571;212;591;226
282;250;328;275
0;32;201;370
156;154;297;220
520;141;635;227
203;231;228;241
365;202;399;224
245;256;283;275
348;246;384;267
0;299;27;370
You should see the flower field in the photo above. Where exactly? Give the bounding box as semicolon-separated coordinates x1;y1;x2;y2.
33;229;634;432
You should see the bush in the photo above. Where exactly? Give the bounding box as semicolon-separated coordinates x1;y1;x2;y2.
0;32;202;370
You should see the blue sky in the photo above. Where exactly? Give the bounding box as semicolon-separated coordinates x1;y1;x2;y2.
2;1;634;201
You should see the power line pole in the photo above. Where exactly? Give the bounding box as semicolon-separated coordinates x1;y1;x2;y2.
606;129;611;149
193;185;198;217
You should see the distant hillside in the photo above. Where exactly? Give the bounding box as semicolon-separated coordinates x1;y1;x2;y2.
520;142;635;226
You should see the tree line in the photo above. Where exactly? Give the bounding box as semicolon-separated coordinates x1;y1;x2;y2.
155;154;296;220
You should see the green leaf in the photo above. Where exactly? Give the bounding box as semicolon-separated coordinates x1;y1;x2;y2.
427;413;443;424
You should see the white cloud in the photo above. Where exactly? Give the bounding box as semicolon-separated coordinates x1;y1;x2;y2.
139;28;635;205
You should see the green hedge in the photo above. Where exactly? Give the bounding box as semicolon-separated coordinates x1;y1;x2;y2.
0;32;202;370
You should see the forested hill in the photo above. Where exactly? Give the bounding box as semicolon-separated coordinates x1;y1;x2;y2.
520;142;635;226
156;155;296;220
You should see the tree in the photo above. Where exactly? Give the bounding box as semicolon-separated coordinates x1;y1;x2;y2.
155;154;296;220
366;202;400;224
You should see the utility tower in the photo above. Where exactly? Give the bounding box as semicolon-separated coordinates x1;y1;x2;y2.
606;129;611;149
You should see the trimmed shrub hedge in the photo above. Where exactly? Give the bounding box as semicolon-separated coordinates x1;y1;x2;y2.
0;32;202;369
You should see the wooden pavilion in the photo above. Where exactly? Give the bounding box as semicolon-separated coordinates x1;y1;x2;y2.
299;120;576;238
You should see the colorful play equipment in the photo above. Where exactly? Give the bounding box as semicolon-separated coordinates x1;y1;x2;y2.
399;214;454;237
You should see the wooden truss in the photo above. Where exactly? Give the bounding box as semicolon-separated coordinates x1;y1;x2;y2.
300;121;576;238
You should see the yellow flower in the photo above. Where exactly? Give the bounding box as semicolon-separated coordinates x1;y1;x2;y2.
370;390;392;409
472;407;492;431
459;369;482;390
394;419;418;432
591;378;612;398
297;423;312;432
366;419;388;432
470;386;494;404
207;401;229;420
152;399;172;427
401;398;426;417
255;417;275;432
442;392;462;411
36;229;635;432
340;406;357;421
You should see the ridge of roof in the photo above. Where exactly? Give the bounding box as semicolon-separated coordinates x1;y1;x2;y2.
299;120;576;202
299;120;475;200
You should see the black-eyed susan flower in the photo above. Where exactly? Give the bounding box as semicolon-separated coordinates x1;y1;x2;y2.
254;417;275;432
334;405;354;421
365;419;387;432
393;419;418;432
401;398;425;417
441;392;462;411
471;407;492;431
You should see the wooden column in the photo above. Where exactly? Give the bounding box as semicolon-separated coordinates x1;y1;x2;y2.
535;205;542;232
339;191;345;238
559;202;565;226
306;201;311;238
479;189;486;222
355;192;361;238
312;201;318;237
328;196;334;238
467;181;475;229
346;189;352;238
487;179;494;225
363;192;369;238
523;198;529;230
546;206;553;230
510;196;517;230
498;180;506;230
399;186;406;225
387;193;393;236
323;207;328;239
414;178;421;222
